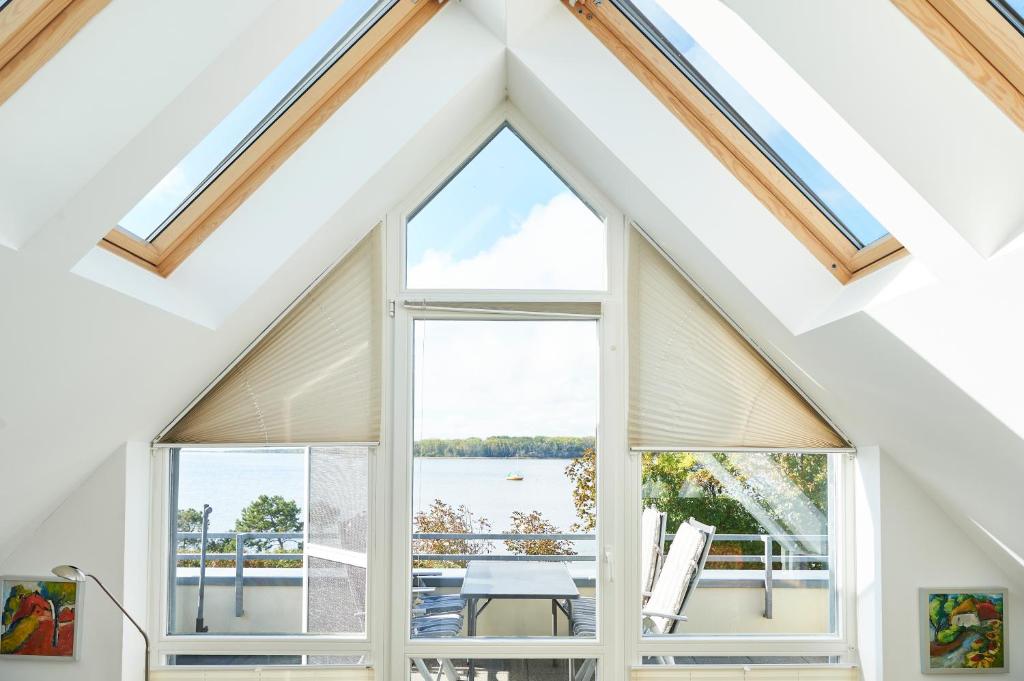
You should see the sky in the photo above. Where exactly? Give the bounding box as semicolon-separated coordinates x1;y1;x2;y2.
118;0;380;241
634;0;890;248
414;319;599;440
406;126;606;290
1000;0;1024;28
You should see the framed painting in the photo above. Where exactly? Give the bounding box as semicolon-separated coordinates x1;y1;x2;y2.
1;576;83;660
921;587;1007;674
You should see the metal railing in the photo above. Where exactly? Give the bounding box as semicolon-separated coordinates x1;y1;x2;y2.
177;531;303;616
175;531;828;620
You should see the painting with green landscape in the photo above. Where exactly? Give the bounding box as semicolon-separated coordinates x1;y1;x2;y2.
921;588;1007;673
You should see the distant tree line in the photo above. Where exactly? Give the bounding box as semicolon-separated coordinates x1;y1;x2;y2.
414;435;595;459
177;494;304;568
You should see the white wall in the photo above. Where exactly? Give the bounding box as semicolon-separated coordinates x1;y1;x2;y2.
0;444;150;681
874;451;1020;679
854;447;883;681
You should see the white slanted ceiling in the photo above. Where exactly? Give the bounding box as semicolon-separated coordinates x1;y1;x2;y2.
0;0;1022;602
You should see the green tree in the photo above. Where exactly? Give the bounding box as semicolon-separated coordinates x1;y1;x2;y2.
234;495;304;552
414;436;595;459
175;507;237;568
413;499;491;568
639;452;829;569
504;510;576;556
564;448;597;532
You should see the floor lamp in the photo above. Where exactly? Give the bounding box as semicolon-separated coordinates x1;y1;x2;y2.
52;565;149;681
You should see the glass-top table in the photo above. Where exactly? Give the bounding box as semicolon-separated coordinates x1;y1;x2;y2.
460;560;580;637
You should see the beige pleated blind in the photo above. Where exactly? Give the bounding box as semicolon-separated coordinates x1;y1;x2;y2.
628;228;847;450
159;227;382;445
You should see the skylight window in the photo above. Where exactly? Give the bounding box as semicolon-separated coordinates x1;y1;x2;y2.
406;125;607;290
118;0;393;242
991;0;1024;35
613;0;890;250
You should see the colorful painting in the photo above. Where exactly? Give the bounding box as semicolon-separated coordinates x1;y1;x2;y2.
921;588;1007;674
1;577;80;659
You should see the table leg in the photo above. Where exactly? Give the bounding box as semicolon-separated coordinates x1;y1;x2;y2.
552;599;558;637
467;598;477;680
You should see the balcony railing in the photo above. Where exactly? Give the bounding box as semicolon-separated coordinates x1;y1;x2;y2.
175;531;827;620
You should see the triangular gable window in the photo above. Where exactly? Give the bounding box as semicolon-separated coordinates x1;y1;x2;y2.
628;226;848;451
405;124;607;291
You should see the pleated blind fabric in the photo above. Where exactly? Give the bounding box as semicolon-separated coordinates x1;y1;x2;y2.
159;227;382;445
628;228;846;450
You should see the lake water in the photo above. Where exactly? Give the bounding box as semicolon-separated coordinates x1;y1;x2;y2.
178;451;585;539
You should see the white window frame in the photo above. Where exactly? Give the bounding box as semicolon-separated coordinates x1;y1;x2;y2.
628;450;859;668
147;442;385;668
386;103;628;679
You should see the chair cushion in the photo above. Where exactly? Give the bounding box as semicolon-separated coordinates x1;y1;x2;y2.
644;521;706;634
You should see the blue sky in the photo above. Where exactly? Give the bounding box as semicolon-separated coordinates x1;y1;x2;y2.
633;0;890;248
1002;0;1024;26
118;0;379;241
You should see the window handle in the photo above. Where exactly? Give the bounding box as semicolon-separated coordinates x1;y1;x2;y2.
604;546;614;583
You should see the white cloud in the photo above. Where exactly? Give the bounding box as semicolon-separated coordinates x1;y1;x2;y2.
408;193;605;439
407;193;606;290
414;319;599;439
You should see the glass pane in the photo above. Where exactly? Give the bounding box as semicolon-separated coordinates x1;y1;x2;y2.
307;446;369;634
168;446;370;636
991;0;1024;36
640;451;836;636
118;0;390;242
410;658;597;680
406;126;607;290
615;0;889;249
410;320;599;639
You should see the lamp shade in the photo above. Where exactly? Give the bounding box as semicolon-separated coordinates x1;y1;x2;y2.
51;565;86;582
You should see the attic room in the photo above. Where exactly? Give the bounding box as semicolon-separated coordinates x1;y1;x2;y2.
1;0;1023;679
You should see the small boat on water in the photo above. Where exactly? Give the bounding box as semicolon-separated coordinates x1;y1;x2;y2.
505;472;524;481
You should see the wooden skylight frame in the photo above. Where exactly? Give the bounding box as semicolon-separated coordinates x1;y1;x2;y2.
0;0;108;105
894;0;1024;133
100;0;444;277
562;0;906;284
